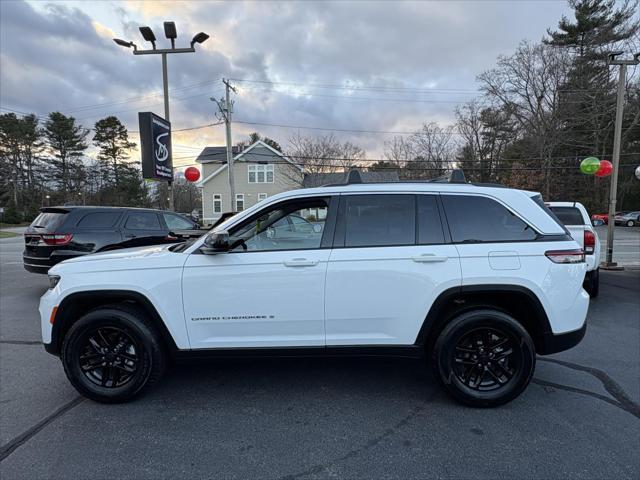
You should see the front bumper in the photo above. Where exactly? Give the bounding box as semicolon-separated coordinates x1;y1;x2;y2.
39;287;58;348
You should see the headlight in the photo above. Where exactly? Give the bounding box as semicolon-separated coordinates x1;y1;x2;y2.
48;275;61;289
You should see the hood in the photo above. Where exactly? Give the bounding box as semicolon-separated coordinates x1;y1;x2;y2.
49;244;184;275
63;245;172;264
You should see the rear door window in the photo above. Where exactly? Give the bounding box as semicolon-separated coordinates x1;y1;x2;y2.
77;212;122;229
548;207;584;226
125;212;163;230
442;195;537;243
340;194;415;247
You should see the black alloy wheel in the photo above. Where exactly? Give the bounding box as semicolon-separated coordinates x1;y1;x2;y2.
62;305;166;403
79;326;140;388
451;328;517;391
432;309;535;407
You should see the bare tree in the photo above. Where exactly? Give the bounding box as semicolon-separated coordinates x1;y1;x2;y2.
383;122;456;179
455;102;517;183
285;132;366;184
478;41;571;196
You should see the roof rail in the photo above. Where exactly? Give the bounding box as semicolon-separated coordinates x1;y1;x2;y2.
320;167;467;187
426;168;466;184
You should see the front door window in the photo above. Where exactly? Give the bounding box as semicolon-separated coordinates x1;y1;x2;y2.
230;199;328;251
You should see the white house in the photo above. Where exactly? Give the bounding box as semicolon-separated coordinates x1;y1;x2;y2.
196;140;303;225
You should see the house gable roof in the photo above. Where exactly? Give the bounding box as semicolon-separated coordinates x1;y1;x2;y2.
196;140;302;186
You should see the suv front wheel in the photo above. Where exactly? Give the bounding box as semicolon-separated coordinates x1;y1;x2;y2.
432;309;535;407
61;305;166;403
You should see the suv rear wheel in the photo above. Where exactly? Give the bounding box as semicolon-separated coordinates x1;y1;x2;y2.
61;305;166;403
432;309;535;407
585;268;599;298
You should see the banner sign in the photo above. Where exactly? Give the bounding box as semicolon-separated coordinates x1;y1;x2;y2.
139;112;173;181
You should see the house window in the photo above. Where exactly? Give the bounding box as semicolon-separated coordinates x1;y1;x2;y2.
258;193;268;201
213;194;222;214
248;164;274;183
236;194;245;211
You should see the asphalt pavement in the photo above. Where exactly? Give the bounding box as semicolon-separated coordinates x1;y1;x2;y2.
0;233;639;479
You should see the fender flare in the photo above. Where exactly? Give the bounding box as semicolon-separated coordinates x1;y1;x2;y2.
49;289;179;356
414;284;552;347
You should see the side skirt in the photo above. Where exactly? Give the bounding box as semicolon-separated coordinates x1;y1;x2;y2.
173;345;424;361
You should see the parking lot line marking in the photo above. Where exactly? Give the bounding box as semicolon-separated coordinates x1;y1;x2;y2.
0;396;85;462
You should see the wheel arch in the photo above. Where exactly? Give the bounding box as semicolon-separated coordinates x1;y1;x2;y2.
415;285;553;354
49;290;179;356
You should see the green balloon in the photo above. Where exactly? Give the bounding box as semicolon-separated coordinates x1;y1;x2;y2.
580;157;600;174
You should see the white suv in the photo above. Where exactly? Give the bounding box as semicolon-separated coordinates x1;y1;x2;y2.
547;202;601;297
40;179;590;407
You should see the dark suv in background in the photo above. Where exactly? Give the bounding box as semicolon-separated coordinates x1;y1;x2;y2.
23;206;202;274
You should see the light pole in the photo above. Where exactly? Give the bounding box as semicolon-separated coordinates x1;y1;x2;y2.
601;51;639;269
113;23;210;211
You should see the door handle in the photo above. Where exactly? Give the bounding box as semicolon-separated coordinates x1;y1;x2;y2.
412;254;448;263
124;234;136;239
283;258;319;267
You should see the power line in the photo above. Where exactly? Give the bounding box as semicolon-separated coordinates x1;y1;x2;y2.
171;148;640;164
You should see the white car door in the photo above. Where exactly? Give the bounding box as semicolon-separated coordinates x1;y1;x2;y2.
325;194;461;345
182;196;336;349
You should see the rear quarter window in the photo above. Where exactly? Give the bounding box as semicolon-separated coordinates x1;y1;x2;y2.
442;195;537;243
76;212;122;229
548;207;584;226
30;212;67;231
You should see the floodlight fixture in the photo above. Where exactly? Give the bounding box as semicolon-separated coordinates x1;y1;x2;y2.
164;21;177;48
113;38;137;51
139;26;157;49
191;32;210;48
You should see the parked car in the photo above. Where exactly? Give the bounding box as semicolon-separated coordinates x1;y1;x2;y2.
591;211;625;225
547;202;601;297
24;206;202;274
614;211;640;227
40;178;589;407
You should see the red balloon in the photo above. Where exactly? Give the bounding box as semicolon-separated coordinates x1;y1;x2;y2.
595;160;613;177
184;166;200;182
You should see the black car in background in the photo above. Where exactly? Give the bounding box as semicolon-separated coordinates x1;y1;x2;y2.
23;206;202;274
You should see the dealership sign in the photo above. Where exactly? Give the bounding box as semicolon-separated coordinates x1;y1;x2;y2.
138;112;173;181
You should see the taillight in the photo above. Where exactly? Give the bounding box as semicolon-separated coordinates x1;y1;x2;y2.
40;234;73;246
584;230;596;254
545;249;585;264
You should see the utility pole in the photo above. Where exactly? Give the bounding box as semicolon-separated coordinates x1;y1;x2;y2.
113;22;209;211
602;51;639;268
212;79;238;211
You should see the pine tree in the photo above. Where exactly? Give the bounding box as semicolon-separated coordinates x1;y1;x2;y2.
43;112;88;201
93;116;136;190
545;0;638;209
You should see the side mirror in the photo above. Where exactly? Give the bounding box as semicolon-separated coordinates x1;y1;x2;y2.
200;231;230;254
592;219;604;227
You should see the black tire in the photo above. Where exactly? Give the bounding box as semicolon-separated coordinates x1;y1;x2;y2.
432;309;535;407
626;220;635;227
584;268;600;298
61;304;166;403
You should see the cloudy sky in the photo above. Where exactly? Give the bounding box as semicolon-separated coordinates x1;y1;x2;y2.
0;0;574;168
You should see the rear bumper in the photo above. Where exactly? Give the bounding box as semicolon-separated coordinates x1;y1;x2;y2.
23;252;82;274
538;322;587;355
